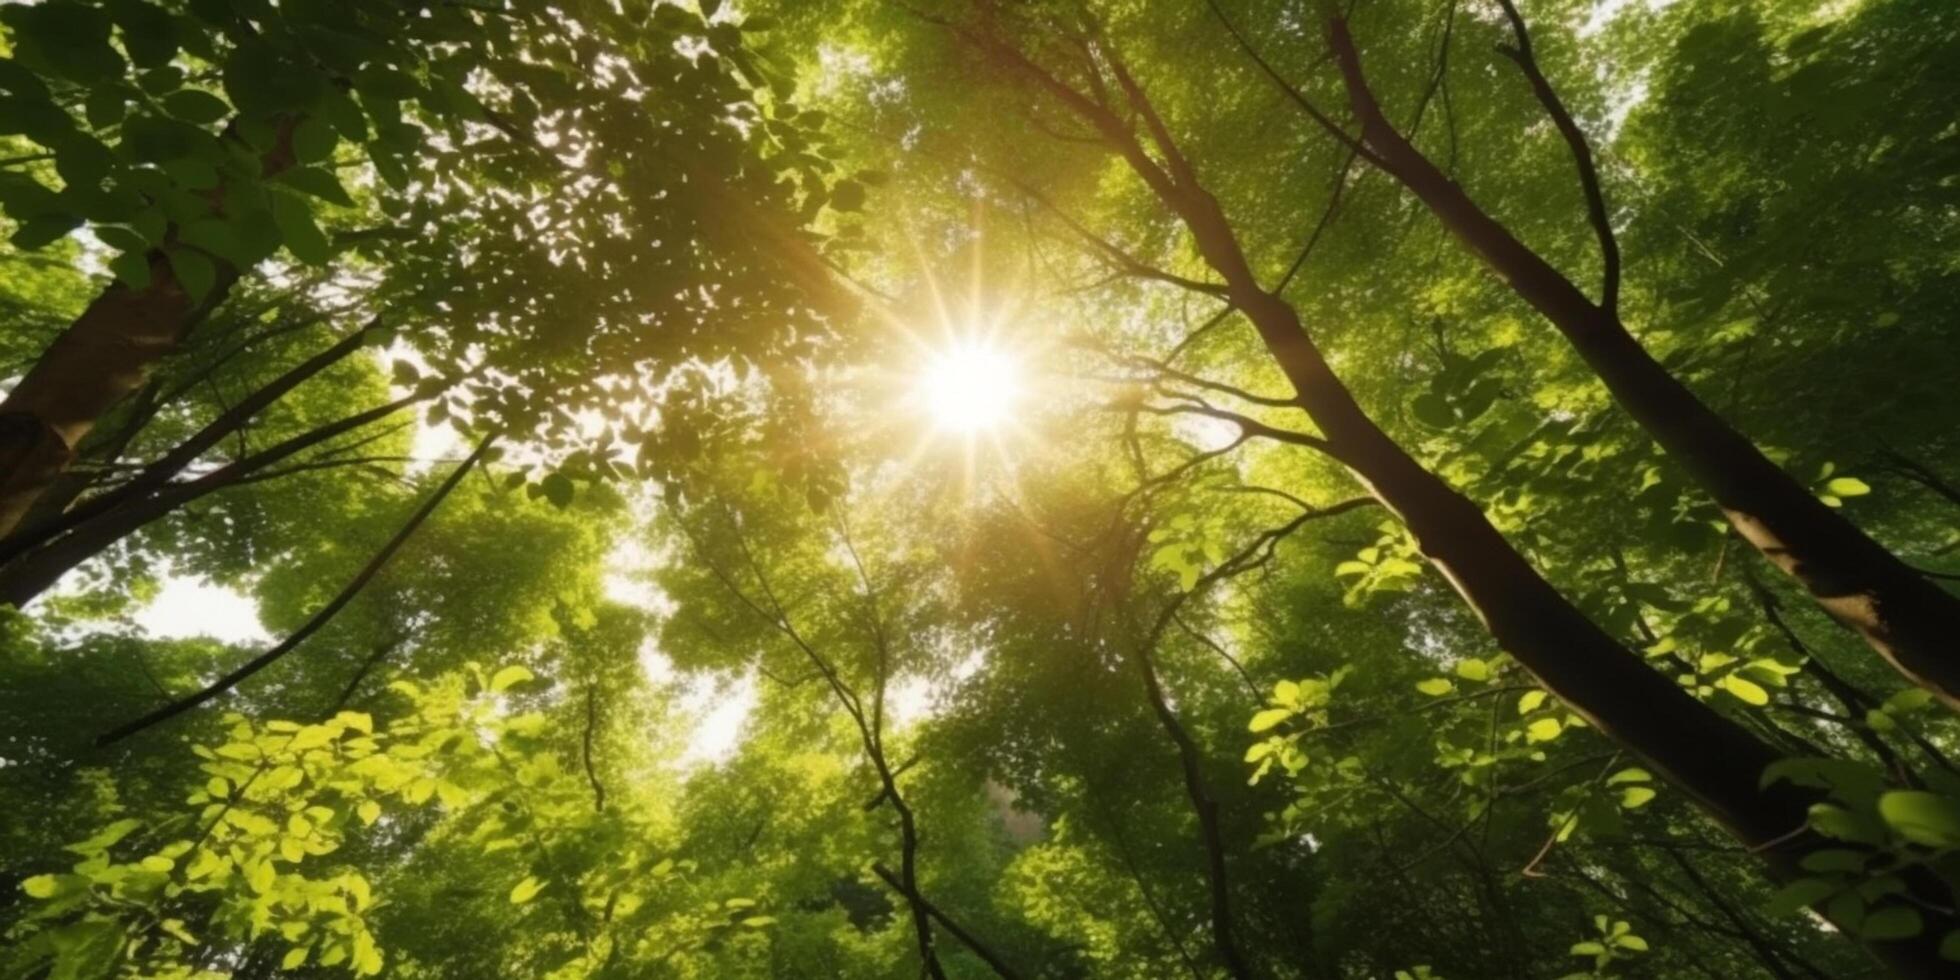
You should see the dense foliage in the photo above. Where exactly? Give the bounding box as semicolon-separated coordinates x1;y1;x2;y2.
2;0;1958;977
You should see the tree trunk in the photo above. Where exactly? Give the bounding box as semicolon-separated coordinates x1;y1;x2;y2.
13;379;166;533
1147;95;1953;976
0;322;375;567
1324;16;1960;711
0;392;424;609
0;120;298;537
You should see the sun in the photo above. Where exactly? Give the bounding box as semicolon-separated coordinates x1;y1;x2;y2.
918;342;1022;434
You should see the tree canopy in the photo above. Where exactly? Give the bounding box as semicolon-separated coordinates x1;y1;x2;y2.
2;0;1958;977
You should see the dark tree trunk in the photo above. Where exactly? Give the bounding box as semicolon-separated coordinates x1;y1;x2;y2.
0;392;425;609
985;27;1959;968
0;322;374;567
1324;15;1960;712
0;120;298;536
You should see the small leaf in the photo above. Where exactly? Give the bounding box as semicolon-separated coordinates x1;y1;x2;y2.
22;874;60;898
1765;877;1834;916
1876;791;1960;848
1717;674;1770;707
357;800;381;826
1415;678;1453;697
283;948;309;970
292;117;338;163
510;876;544;904
1525;718;1562;743
1861;905;1923;941
1620;786;1657;809
490;665;535;693
1455;658;1489;682
110;250;152;289
277;165;355;207
1824;477;1871;498
166;247;217;303
1248;709;1291;733
1517;690;1548;714
272;192;331;265
162;89;231;123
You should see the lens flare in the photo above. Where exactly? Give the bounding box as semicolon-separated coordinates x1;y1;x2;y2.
919;343;1021;433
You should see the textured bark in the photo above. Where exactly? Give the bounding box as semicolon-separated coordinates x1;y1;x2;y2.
1324;15;1960;711
0;120;298;536
0;253;225;536
13;379;166;533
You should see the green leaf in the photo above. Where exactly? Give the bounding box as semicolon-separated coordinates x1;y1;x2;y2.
1800;849;1867;874
283;948;309;970
277;166;355;207
1861;905;1923;941
1411;392;1454;428
165;246;217;302
1517;690;1548;714
1454;658;1489;682
1823;477;1871;498
1619;786;1656;809
10;213;81;250
22;874;62;898
1764;877;1834;917
358;800;382;826
161;89;231;124
292;116;338;164
271;193;331;265
108;250;152;289
1525;718;1562;743
490;665;536;693
1716;674;1770;706
1248;709;1290;733
1876;791;1960;848
1415;678;1453;697
540;472;575;509
509;876;544;904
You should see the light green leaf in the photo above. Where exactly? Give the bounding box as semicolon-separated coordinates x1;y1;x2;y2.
1248;709;1291;733
490;665;536;693
1415;678;1454;697
510;876;545;904
1824;477;1871;498
1876;791;1960;848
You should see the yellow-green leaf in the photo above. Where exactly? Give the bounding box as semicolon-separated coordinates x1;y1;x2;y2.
490;665;535;693
1415;678;1454;697
510;876;545;904
1248;709;1291;733
1717;675;1770;706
